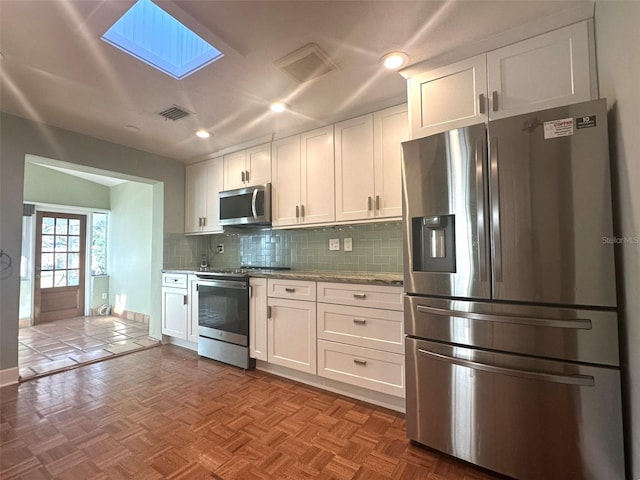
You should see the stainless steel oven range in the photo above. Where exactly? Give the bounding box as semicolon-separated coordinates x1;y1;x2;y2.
195;271;255;369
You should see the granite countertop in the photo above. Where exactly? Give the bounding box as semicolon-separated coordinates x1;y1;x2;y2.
162;269;403;286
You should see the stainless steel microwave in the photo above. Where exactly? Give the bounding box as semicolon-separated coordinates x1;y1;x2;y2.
218;183;272;226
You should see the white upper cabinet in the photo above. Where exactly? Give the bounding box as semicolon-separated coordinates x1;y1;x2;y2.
408;21;594;138
185;157;224;235
373;104;408;219
335;114;375;222
486;21;591;119
336;104;407;222
408;55;488;139
271;126;335;228
223;143;271;190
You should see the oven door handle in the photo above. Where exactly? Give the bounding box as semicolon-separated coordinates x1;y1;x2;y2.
196;279;247;290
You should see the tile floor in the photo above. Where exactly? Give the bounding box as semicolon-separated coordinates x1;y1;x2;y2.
18;316;160;381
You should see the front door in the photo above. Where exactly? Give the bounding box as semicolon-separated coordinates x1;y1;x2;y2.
34;212;86;323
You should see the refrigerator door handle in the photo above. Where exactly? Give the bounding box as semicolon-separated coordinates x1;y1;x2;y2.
416;348;595;387
475;139;488;281
416;304;593;330
490;137;503;282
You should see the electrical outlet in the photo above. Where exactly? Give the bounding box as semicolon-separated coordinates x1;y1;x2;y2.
343;238;353;251
217;244;224;254
329;238;340;251
101;293;108;300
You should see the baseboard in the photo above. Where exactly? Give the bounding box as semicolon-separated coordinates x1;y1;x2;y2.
164;336;198;352
256;361;406;413
0;367;19;387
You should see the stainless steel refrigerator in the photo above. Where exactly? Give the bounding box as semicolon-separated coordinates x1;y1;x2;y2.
401;99;624;480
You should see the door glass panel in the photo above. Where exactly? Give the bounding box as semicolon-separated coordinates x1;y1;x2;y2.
54;270;67;287
55;218;68;235
69;219;80;235
42;217;55;234
40;271;53;288
68;270;79;286
68;253;80;269
41;253;54;270
68;236;80;252
55;236;67;252
55;253;67;269
42;235;54;252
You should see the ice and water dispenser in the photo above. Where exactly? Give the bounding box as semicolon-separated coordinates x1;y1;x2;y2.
411;214;456;273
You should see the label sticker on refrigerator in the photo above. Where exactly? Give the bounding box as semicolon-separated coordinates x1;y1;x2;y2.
576;115;596;129
544;118;574;139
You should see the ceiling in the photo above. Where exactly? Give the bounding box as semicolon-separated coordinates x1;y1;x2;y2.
0;0;592;164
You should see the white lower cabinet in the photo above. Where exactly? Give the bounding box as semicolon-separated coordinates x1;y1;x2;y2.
250;278;268;361
187;274;199;343
267;297;317;374
161;273;188;339
317;340;405;397
316;281;405;398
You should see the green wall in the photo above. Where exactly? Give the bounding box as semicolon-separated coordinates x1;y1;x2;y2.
108;182;153;316
0;112;183;382
24;162;110;209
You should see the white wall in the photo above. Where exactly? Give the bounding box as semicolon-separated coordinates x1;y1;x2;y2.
595;2;640;477
109;182;153;317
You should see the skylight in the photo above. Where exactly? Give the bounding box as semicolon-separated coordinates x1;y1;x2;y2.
102;0;223;80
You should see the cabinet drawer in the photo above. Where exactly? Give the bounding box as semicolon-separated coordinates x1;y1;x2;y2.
317;340;405;397
162;273;188;289
317;282;403;310
268;279;316;301
317;303;404;354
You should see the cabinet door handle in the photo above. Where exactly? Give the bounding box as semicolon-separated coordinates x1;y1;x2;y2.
479;93;486;114
285;287;296;293
245;170;250;183
367;196;372;211
267;305;272;319
375;195;380;210
492;90;499;112
353;318;367;325
241;170;246;183
295;205;300;218
353;293;367;299
183;295;188;305
300;204;305;218
353;359;367;366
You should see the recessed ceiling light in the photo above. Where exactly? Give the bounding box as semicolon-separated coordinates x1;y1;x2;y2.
270;102;288;113
195;129;211;138
380;51;409;70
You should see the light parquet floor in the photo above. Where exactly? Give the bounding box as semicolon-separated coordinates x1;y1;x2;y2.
1;345;509;480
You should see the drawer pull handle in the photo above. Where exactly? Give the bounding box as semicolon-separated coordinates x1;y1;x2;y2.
353;319;367;325
285;287;296;293
353;293;367;299
353;359;367;366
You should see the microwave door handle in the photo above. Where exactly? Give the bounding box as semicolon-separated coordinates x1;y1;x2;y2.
251;188;259;219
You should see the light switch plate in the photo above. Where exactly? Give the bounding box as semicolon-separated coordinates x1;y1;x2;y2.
329;238;340;251
344;238;353;251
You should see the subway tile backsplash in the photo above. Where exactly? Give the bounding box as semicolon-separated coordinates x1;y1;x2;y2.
164;222;403;273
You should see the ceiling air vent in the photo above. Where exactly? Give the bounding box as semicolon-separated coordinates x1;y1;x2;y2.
274;43;338;84
158;105;191;121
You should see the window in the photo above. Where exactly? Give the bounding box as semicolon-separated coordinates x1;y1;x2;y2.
91;213;108;276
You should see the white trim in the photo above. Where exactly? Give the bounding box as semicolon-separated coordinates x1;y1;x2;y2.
0;367;19;387
164;336;198;352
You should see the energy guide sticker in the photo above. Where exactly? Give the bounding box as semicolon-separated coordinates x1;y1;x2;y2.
543;118;574;139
